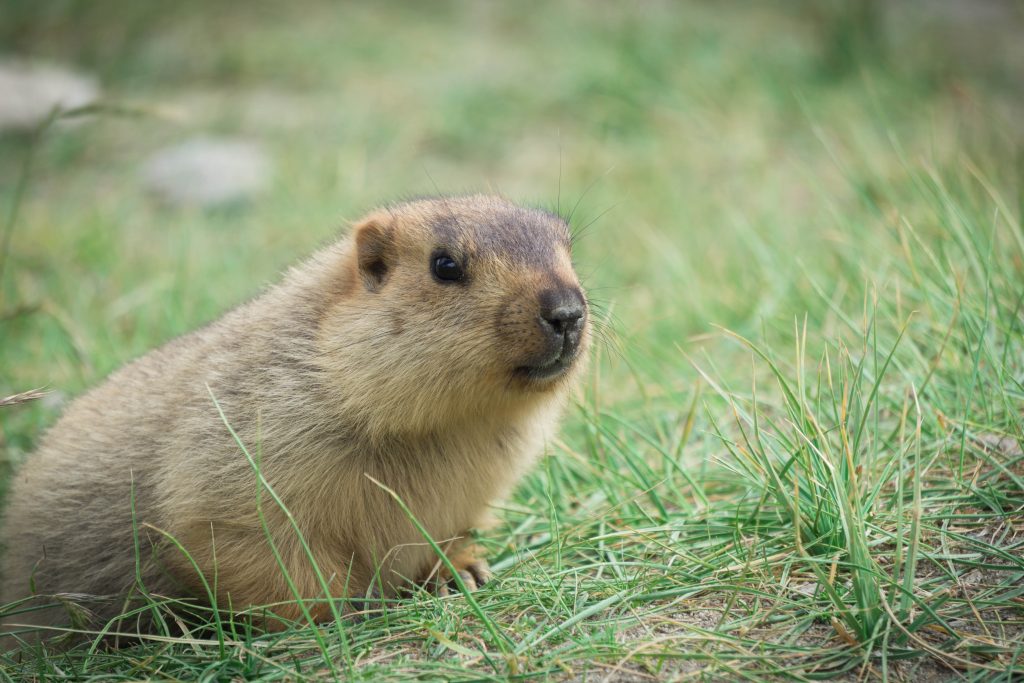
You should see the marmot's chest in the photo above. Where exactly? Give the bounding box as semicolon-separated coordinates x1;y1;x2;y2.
358;428;535;583
375;429;526;526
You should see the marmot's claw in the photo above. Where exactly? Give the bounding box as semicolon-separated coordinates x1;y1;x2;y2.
435;553;491;596
457;569;477;589
447;558;491;592
460;559;492;590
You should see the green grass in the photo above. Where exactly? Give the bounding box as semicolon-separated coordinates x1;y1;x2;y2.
2;1;1023;679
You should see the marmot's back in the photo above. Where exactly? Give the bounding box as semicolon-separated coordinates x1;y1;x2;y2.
1;312;236;619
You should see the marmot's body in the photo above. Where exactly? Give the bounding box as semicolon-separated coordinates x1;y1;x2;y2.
1;195;589;639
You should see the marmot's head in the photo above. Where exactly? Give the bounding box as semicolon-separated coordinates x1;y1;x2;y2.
319;195;589;435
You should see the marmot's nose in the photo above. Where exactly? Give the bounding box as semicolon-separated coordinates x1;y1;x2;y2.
539;289;585;337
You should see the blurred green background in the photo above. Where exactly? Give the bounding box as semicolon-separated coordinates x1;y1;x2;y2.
2;1;1019;434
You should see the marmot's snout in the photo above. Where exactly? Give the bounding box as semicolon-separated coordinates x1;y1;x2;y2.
517;285;588;381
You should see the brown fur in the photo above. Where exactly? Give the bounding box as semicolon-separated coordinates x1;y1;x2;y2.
0;195;589;641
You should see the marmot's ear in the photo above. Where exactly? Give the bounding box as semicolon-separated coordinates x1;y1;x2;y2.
354;218;394;292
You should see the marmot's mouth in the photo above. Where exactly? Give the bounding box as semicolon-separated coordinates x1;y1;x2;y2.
514;340;578;382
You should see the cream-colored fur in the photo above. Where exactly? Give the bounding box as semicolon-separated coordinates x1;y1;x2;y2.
0;195;588;641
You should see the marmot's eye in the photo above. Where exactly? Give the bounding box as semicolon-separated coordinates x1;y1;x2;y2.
431;253;464;282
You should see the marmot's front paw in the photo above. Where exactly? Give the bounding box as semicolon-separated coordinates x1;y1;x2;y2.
435;546;492;596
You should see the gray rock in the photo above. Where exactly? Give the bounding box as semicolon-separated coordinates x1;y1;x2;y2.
142;137;271;208
0;59;99;131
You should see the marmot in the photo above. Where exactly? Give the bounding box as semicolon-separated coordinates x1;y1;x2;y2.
1;195;589;639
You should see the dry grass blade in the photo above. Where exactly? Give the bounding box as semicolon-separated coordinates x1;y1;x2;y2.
0;388;49;408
